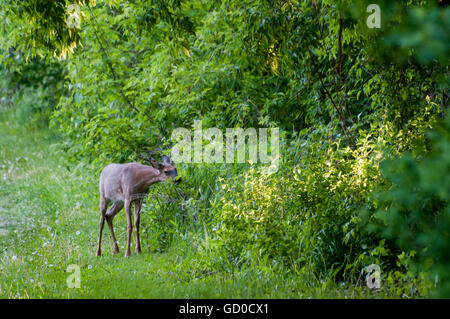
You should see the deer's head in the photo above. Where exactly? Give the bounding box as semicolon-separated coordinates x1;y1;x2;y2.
151;155;181;183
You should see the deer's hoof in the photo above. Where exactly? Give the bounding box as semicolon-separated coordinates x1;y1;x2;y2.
96;250;101;257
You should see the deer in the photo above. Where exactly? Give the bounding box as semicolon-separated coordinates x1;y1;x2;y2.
96;155;181;257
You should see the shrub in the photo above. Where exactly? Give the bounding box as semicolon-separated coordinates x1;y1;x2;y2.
213;124;383;281
368;111;450;297
0;53;67;127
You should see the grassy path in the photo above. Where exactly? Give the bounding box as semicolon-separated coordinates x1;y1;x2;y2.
0;119;380;299
0;120;328;299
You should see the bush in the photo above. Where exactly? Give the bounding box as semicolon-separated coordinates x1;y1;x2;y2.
0;53;67;127
368;111;450;297
212;124;380;281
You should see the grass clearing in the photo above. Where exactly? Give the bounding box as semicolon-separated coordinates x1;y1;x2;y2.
0;118;404;299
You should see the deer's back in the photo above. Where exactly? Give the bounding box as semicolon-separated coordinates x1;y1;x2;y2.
99;163;140;201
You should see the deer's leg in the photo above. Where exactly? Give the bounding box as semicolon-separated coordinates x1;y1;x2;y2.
105;201;123;254
96;197;108;256
124;199;133;257
134;200;142;254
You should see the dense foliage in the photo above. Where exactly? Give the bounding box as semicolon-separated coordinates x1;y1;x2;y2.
0;0;448;297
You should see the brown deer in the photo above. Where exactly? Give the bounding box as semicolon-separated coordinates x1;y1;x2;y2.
96;155;180;257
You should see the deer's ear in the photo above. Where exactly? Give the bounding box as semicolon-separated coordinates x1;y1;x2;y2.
150;158;160;168
162;155;172;165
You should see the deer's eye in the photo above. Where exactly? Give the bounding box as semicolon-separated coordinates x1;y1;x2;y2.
164;170;169;174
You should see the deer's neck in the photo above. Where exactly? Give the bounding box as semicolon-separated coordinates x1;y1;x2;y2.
134;166;163;190
145;167;164;186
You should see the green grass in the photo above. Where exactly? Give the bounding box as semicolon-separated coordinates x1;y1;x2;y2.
0;117;400;299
